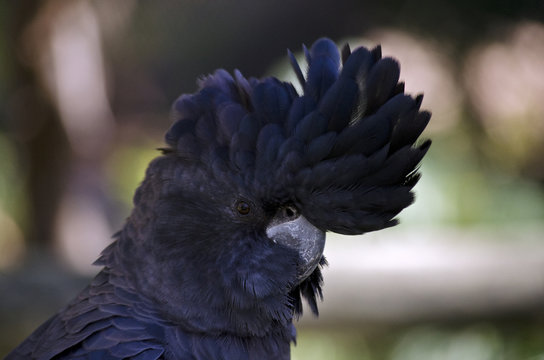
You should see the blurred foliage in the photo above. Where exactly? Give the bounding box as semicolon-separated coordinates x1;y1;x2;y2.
106;142;159;214
292;322;544;360
0;134;27;224
404;131;544;227
1;0;544;358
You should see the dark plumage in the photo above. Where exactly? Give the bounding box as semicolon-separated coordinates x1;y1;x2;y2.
7;38;430;359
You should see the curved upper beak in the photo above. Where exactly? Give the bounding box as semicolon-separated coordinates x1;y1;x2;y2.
266;213;326;282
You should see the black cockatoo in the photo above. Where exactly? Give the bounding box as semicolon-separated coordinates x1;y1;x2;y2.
8;38;430;359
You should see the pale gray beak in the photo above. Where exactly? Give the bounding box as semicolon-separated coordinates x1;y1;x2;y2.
266;209;326;282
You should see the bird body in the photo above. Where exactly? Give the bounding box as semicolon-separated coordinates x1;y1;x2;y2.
12;265;291;359
7;38;430;359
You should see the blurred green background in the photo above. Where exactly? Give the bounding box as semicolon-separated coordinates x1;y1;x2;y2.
1;0;544;359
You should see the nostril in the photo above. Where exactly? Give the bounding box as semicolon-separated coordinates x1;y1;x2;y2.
284;205;298;219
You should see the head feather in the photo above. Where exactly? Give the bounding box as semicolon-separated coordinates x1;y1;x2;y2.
165;37;431;235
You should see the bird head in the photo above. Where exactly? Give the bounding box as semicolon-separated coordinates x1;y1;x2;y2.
108;38;430;336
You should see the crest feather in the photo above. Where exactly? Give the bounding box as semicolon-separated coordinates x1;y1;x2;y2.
165;38;431;235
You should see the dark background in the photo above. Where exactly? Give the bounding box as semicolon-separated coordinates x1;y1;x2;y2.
1;0;544;358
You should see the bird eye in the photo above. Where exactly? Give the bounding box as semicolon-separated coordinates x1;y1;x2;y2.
236;201;251;215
